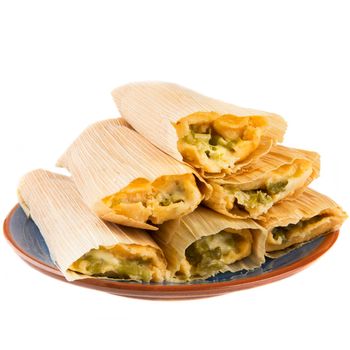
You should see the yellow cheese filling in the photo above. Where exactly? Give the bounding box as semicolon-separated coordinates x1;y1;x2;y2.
102;174;202;225
175;229;253;280
218;159;312;218
175;112;267;174
70;244;166;282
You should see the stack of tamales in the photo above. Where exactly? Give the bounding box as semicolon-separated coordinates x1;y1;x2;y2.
17;82;347;282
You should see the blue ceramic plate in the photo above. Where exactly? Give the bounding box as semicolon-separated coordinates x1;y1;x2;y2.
3;205;339;299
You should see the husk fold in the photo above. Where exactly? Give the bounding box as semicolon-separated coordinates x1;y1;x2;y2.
216;145;320;185
261;187;346;228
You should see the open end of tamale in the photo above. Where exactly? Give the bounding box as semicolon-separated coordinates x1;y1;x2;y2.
175;112;269;176
69;243;166;283
112;82;287;177
261;188;347;256
266;210;342;252
152;206;266;281
174;229;253;280
57;120;211;230
205;158;314;219
101;174;203;228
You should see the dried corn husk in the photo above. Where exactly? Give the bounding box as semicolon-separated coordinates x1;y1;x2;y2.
17;170;167;281
259;188;347;257
152;206;266;281
57;119;212;230
112;82;287;176
204;145;320;219
221;145;320;182
114;117;131;128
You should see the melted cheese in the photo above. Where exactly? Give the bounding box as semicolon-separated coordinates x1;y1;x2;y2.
176;229;253;279
176;112;266;174
266;214;335;252
221;159;313;218
103;174;201;225
69;243;166;282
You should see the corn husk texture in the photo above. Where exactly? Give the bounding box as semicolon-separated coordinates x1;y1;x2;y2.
204;145;320;219
152;206;267;281
261;188;347;257
17;169;164;281
215;145;320;186
260;188;346;229
112;81;287;168
57;119;211;229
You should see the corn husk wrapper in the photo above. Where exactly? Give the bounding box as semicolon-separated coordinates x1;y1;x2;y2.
57;119;212;230
112;82;287;176
152;206;267;281
204;145;320;220
260;188;347;258
17;170;167;281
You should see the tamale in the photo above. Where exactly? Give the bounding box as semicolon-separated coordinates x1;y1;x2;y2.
260;188;347;257
204;145;320;219
17;170;167;282
112;82;287;177
57;119;211;230
152;206;266;281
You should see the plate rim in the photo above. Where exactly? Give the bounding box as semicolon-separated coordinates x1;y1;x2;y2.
3;204;339;299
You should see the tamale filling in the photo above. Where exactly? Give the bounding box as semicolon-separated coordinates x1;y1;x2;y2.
176;113;267;173
102;174;202;225
180;229;253;278
219;159;312;217
266;213;335;252
70;244;166;282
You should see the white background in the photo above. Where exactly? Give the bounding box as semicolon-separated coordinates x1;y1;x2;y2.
0;1;349;349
